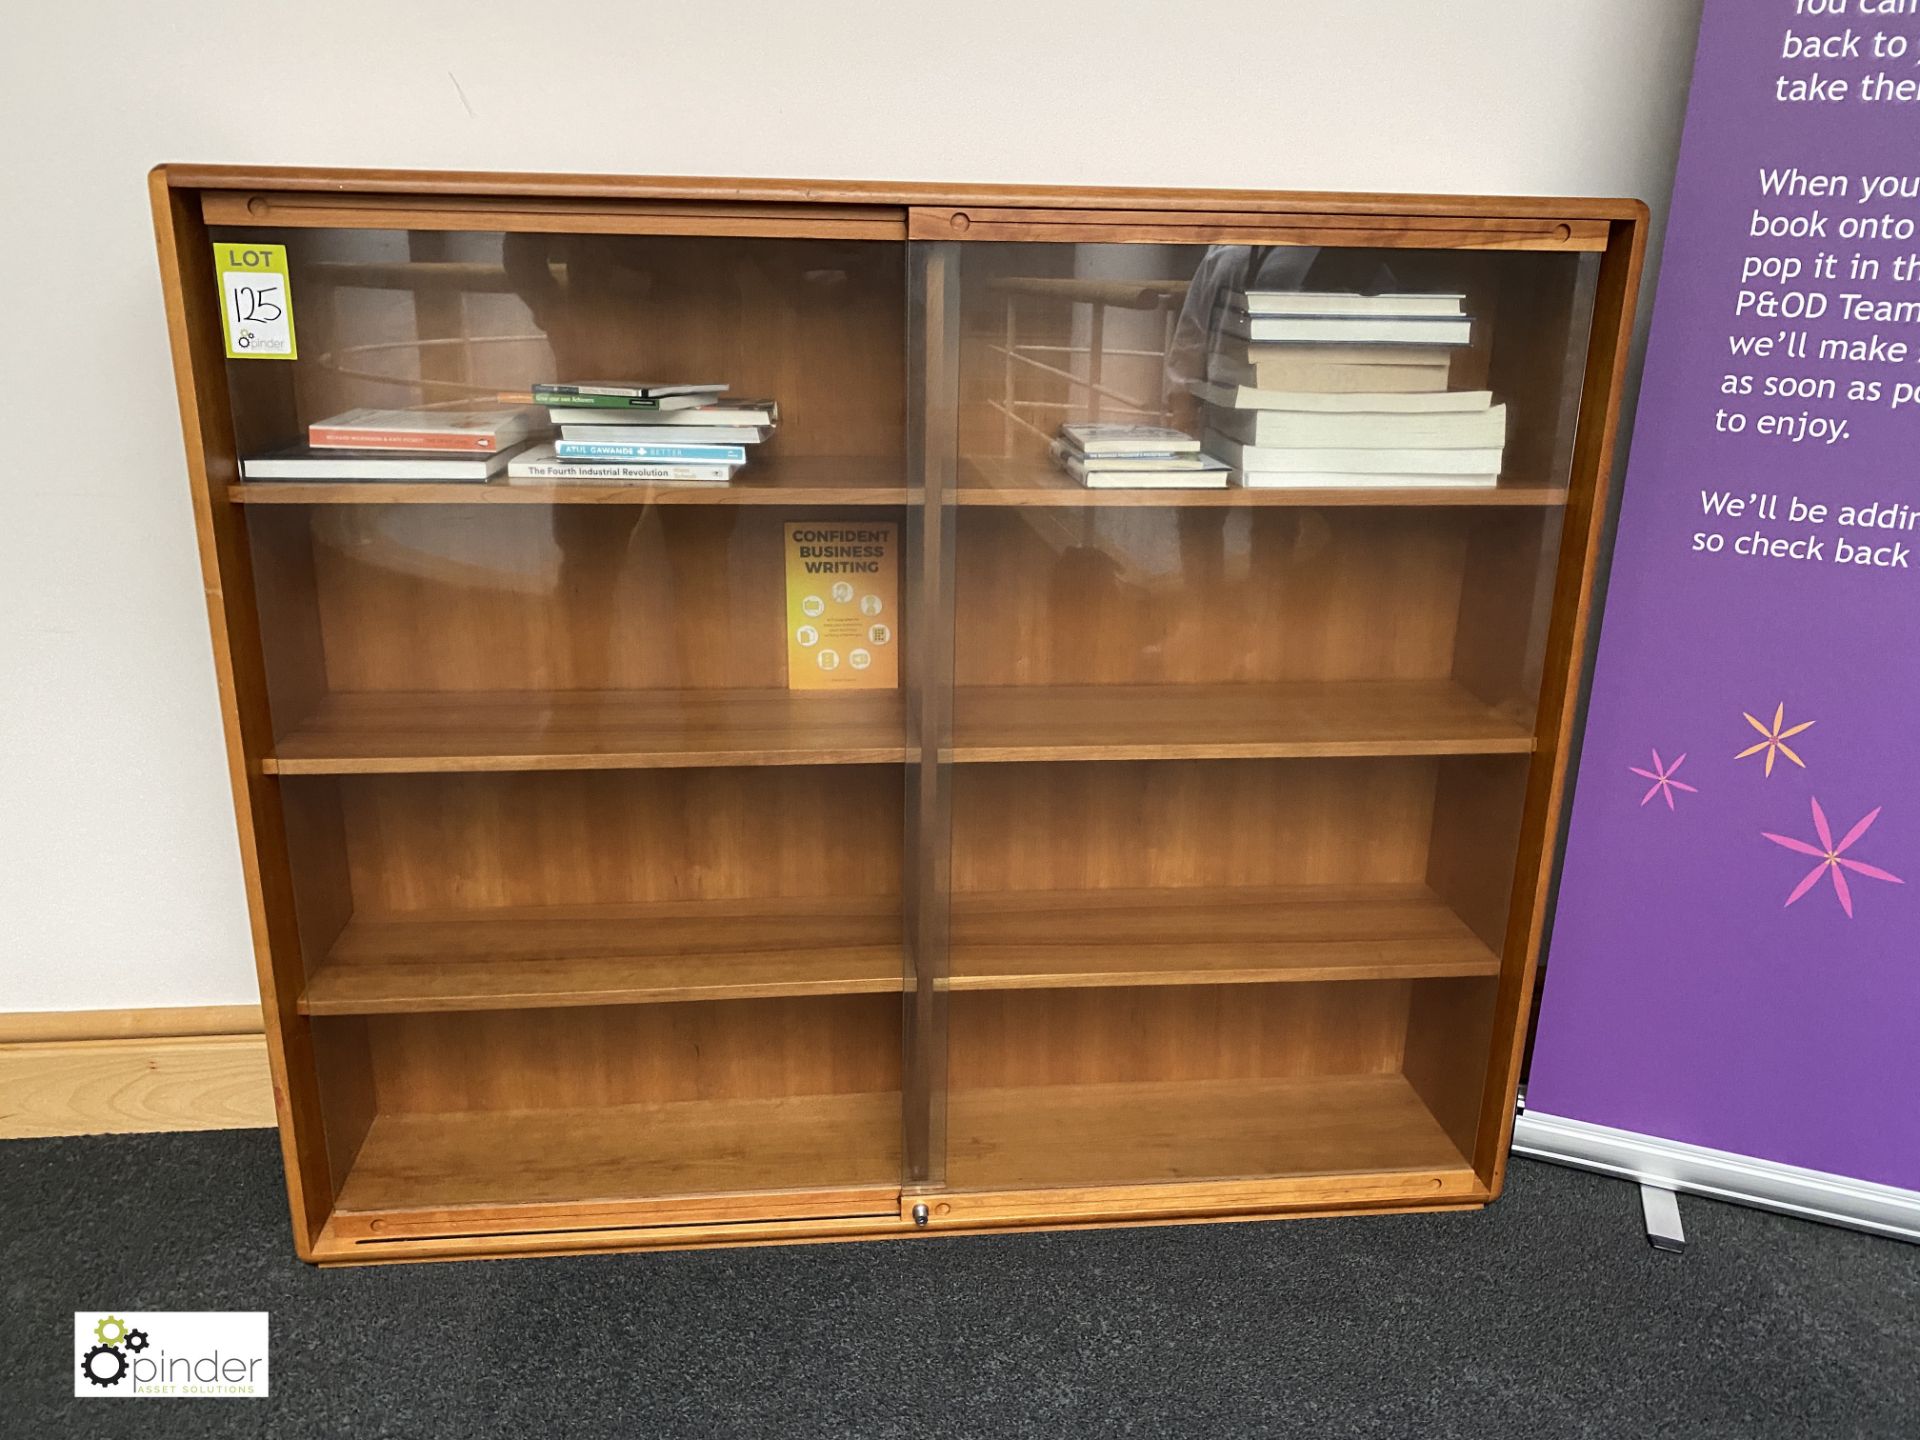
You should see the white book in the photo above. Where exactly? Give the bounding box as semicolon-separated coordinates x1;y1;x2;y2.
1212;337;1458;369
1190;381;1492;414
1220;311;1473;346
242;441;531;481
1049;438;1211;472
1206;404;1508;450
1204;431;1504;475
1067;456;1230;489
552;399;780;427
558;424;772;444
505;444;734;484
1058;422;1200;456
1239;291;1465;318
1207;354;1452;394
1233;470;1499;490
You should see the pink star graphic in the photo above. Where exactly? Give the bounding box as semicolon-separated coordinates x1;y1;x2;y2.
1629;749;1697;810
1762;797;1904;918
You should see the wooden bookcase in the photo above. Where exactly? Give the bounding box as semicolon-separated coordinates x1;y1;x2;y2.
150;167;1645;1263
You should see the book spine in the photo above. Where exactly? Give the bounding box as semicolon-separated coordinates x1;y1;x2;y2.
510;461;734;481
308;428;495;452
552;441;748;462
534;392;667;410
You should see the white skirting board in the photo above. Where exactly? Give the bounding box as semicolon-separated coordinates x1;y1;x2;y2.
1512;1110;1920;1245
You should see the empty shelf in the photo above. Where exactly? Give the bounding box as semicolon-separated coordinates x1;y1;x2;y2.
949;885;1502;990
950;681;1535;762
947;1074;1470;1192
267;687;910;774
334;1090;903;1216
300;896;905;1015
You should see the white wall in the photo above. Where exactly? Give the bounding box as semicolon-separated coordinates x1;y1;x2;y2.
0;0;1702;1012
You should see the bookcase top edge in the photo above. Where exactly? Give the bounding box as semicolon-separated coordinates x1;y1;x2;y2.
152;164;1648;224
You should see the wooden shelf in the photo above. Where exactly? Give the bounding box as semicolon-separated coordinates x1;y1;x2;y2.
300;897;904;1015
230;453;912;506
949;885;1501;990
267;688;909;774
956;456;1567;508
946;1074;1470;1191
333;1090;902;1217
949;681;1535;762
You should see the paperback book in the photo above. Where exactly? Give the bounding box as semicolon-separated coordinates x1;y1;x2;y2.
1066;455;1230;489
1205;404;1508;451
532;381;727;411
1218;310;1473;347
557;424;773;445
1230;470;1500;491
552;439;749;463
1047;438;1214;472
506;444;734;484
1238;291;1465;317
1058;423;1202;456
1188;380;1493;414
1204;432;1503;476
552;399;780;428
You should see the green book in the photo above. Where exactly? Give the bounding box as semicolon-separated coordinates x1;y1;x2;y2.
533;382;728;411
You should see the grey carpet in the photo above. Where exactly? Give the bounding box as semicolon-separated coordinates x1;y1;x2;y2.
4;1130;1916;1437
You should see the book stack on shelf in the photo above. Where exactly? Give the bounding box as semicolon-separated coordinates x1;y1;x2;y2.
1050;423;1229;490
510;382;781;485
241;407;540;481
1196;292;1506;490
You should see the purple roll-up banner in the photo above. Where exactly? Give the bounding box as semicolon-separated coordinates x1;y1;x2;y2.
1524;0;1920;1231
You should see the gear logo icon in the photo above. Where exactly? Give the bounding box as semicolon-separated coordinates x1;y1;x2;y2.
81;1342;128;1388
79;1314;150;1391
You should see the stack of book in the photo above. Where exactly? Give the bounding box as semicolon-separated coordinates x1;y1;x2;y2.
509;382;780;485
1195;292;1505;490
241;407;540;481
1050;423;1229;490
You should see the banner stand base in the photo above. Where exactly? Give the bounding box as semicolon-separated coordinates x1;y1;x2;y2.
1639;1184;1687;1252
1512;1110;1920;1246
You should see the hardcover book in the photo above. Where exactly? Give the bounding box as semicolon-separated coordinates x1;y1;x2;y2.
243;441;532;481
306;407;536;453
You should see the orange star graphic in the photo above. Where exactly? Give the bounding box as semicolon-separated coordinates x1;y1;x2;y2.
1736;702;1814;777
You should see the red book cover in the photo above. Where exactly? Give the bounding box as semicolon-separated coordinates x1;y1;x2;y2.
306;407;530;453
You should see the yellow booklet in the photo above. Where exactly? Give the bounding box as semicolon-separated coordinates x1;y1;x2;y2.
784;523;898;690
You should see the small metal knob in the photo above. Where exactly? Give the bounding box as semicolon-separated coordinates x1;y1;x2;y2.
912;1202;930;1226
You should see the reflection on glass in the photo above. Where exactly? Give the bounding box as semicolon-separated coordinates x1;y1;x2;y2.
222;225;913;1216
931;239;1601;1193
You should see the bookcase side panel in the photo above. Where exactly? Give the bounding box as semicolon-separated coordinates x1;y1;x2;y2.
150;172;346;1253
1472;215;1650;1189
